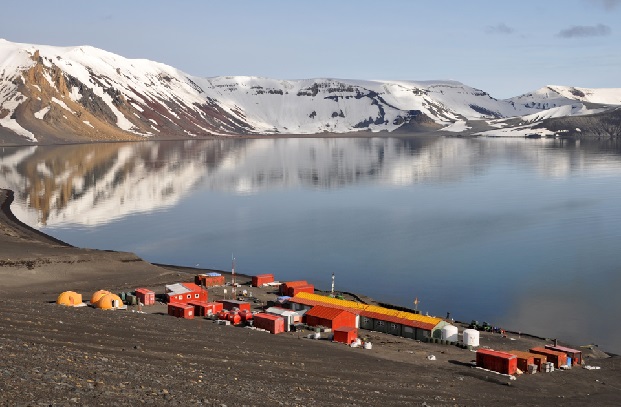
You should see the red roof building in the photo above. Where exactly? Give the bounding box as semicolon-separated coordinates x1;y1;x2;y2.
304;305;357;331
529;347;568;368
165;283;207;304
544;345;582;365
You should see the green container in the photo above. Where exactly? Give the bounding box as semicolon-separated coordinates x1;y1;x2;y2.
126;294;137;305
118;292;126;301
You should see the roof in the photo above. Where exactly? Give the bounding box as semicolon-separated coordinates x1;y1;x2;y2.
166;282;203;295
530;347;566;356
508;350;542;359
135;288;154;294
168;303;194;310
477;349;517;359
545;345;581;353
334;326;358;333
254;274;274;278
253;313;284;321
290;292;443;331
281;281;308;288
305;305;355;320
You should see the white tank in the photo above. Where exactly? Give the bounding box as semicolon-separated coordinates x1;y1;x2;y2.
463;329;480;347
441;325;459;342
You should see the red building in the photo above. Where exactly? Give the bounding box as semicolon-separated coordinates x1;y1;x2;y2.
135;288;155;306
476;349;518;375
287;284;314;297
252;274;275;287
165;283;207;304
253;313;285;334
168;303;195;319
279;281;308;295
217;299;251;312
304;305;357;331
195;273;226;287
333;327;358;344
508;350;546;372
529;347;568;368
545;345;582;365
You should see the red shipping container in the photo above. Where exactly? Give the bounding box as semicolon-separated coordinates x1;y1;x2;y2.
508;350;545;372
206;301;223;315
168;304;195;319
287;284;314;297
195;274;226;287
476;349;518;375
189;301;212;317
279;281;308;295
135;288;155;306
252;274;275;287
253;313;285;334
333;327;358;344
305;305;357;331
217;300;251;312
529;347;568;368
545;345;582;365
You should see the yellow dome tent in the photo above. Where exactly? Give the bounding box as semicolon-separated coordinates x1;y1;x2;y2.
56;291;83;306
95;293;123;310
90;290;111;306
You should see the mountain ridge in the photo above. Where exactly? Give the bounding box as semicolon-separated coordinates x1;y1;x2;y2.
1;39;620;144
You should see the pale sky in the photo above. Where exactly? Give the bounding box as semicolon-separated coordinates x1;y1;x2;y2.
1;0;620;98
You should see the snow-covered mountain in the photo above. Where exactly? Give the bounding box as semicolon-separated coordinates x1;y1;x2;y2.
1;39;620;144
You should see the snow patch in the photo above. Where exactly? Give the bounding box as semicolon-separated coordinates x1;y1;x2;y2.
34;106;50;119
83;120;94;128
52;97;75;114
441;120;471;132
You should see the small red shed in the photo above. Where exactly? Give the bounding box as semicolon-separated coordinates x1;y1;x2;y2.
217;299;251;312
279;281;308;295
529;347;568;368
168;304;195;319
166;283;208;304
252;274;275;287
135;288;155;306
287;284;314;297
476;349;518;375
253;313;285;334
304;305;357;331
545;345;582;365
333;327;358;344
508;350;546;372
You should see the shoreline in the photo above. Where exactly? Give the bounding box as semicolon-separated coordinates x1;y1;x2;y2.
1;187;620;405
0;188;613;355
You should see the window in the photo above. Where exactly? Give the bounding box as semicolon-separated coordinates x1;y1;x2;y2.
378;321;385;327
391;324;398;330
195;294;200;298
187;294;191;299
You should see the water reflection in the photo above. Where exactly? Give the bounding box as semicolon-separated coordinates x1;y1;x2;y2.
3;137;621;227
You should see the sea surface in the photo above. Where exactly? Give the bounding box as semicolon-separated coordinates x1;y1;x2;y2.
2;136;621;354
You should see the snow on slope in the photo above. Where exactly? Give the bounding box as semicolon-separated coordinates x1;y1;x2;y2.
2;38;621;141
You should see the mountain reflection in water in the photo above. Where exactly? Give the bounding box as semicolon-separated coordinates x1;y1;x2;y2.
2;136;621;354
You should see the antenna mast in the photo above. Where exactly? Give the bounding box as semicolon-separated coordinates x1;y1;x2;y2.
331;272;335;297
231;254;236;298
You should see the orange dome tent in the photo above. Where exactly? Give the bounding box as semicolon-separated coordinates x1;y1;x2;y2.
90;290;111;306
57;291;83;306
95;293;123;310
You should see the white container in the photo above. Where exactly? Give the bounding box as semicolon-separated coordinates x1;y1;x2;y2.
462;329;480;347
363;342;372;350
441;325;459;342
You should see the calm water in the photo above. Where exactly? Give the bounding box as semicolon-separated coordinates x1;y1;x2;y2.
2;137;621;353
